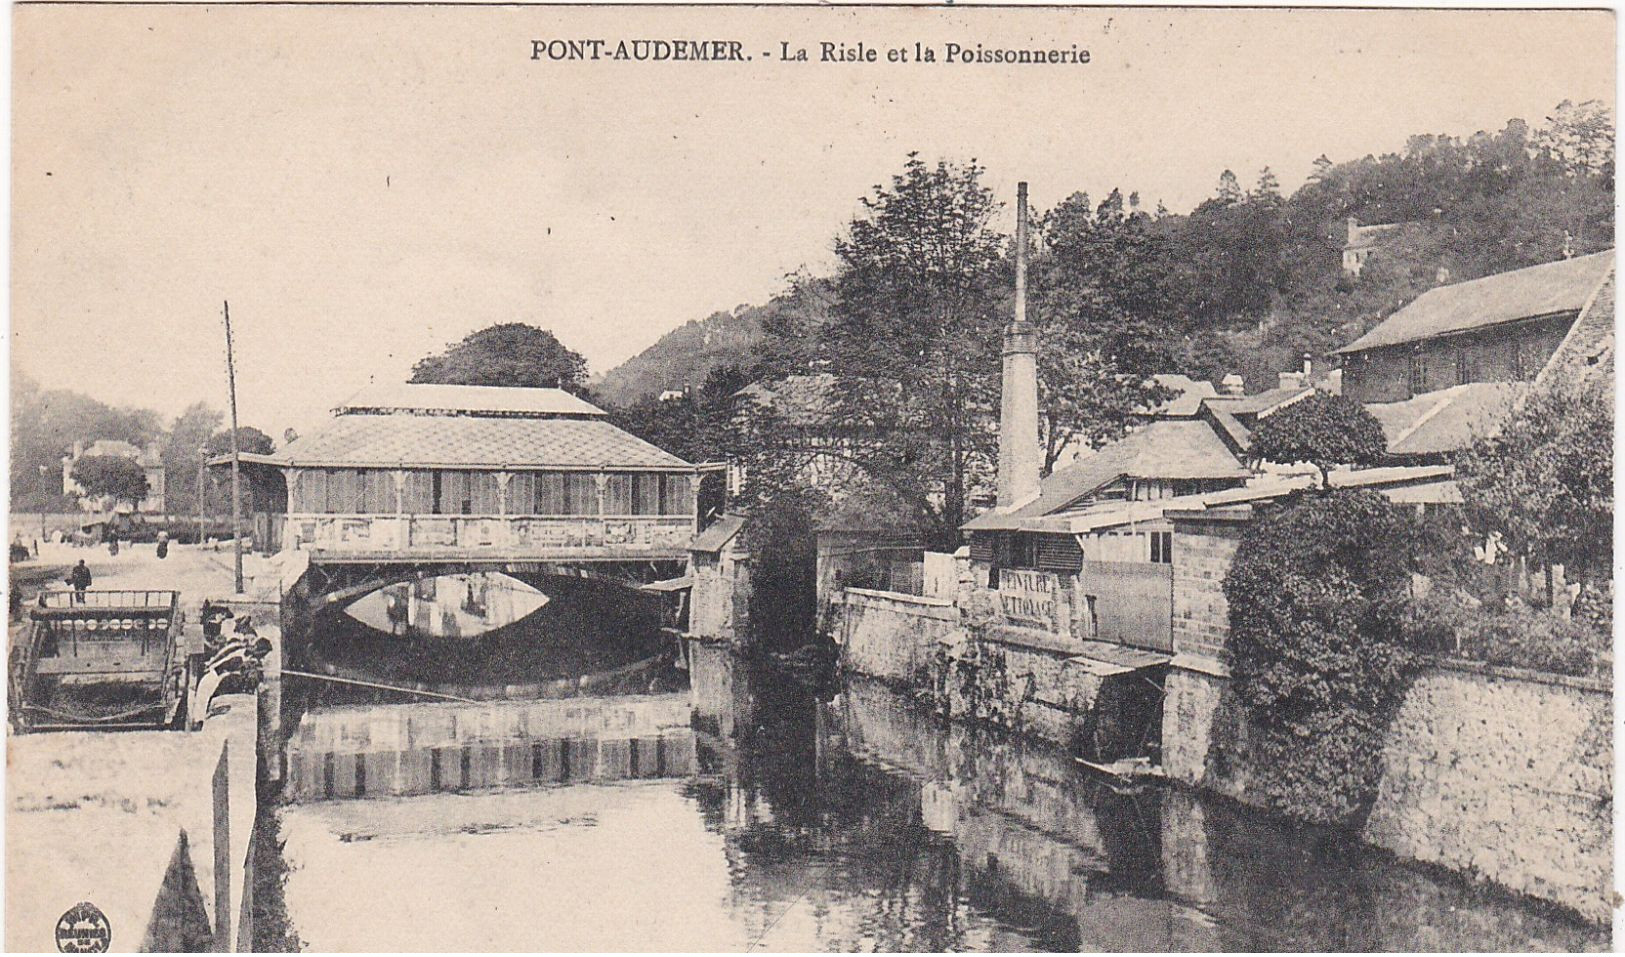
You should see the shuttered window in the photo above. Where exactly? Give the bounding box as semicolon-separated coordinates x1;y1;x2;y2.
402;471;434;514
358;470;396;513
469;473;501;514
603;473;633;515
660;474;693;516
563;474;598;514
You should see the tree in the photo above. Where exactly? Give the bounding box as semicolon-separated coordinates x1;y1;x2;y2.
1537;99;1615;177
163;403;224;516
1221;489;1422;825
70;455;150;510
1454;375;1612;579
1031;189;1179;469
1215;169;1244;205
410;324;589;392
812;155;1007;548
1254;166;1281;199
1249;393;1388;484
206;427;275;458
10;371;162;510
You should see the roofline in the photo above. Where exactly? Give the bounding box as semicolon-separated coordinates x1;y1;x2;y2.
211;457;699;473
1533;262;1616;391
1334;307;1582;355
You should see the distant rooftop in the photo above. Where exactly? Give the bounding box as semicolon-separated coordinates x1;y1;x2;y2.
1336;251;1615;354
1366;382;1527;457
335;382;606;418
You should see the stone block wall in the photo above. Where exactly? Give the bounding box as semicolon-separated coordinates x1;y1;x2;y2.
1171;519;1242;661
836;588;964;684
1162;659;1613;922
1363;663;1611;922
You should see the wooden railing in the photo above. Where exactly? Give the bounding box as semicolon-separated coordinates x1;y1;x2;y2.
283;513;696;559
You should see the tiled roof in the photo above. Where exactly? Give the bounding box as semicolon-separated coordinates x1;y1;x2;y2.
268;413;691;469
1537;267;1615;388
1336;251;1614;354
1366;382;1526;457
1145;374;1218;417
963;419;1249;530
78;440;162;468
691;514;746;552
1203;386;1312;418
335;382;606;418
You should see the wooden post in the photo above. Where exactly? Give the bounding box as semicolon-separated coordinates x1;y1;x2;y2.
223;302;245;594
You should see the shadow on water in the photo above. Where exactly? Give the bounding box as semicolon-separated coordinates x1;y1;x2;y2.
255;636;1607;952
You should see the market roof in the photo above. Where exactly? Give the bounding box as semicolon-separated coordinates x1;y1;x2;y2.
963;419;1249;531
334;382;606;418
259;414;692;470
1335;251;1615;354
1365;382;1526;457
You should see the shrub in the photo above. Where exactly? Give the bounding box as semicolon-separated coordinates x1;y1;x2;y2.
1406;589;1610;678
1221;488;1422;826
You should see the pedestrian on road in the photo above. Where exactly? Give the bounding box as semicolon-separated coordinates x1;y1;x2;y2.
156;530;169;560
108;536;120;557
67;560;92;603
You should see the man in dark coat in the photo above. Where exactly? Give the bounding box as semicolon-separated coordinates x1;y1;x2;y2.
67;560;92;603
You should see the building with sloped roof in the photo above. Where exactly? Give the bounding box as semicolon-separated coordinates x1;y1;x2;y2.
1337;251;1614;404
220;383;712;562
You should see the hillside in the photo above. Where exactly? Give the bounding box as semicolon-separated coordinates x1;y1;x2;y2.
592;282;831;407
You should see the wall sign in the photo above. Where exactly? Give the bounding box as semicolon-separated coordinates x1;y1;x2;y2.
999;568;1057;625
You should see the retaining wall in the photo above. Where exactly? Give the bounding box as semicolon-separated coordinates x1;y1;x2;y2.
1163;659;1613;922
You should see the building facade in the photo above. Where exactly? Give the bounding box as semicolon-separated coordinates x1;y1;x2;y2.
62;439;166;513
223;383;704;562
1338;251;1614;405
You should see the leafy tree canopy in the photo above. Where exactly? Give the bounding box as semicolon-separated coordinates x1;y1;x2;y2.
1454;375;1612;578
410;323;589;392
70;455;150;509
1221;489;1422;825
206;426;275;458
1249;393;1388;483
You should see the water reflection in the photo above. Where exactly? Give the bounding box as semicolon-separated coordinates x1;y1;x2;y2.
273;644;1606;952
344;572;551;639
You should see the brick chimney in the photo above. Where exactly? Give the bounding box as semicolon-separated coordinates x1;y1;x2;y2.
1221;373;1246;397
998;182;1040;508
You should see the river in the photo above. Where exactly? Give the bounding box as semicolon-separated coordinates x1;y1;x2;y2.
260;644;1605;952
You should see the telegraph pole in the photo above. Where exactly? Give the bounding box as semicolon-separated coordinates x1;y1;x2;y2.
223;301;245;594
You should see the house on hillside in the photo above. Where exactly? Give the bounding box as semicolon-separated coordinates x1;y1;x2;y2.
1342;216;1416;277
62;440;166;513
1337;251;1615;461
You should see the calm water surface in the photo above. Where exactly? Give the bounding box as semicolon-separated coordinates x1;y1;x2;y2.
268;646;1605;952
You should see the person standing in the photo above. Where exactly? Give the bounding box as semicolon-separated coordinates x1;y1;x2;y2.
155;530;169;560
67;560;92;603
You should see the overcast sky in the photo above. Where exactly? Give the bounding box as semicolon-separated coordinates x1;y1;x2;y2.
11;5;1614;435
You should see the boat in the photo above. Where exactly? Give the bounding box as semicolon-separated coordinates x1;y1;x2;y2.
1075;755;1167;784
8;590;199;732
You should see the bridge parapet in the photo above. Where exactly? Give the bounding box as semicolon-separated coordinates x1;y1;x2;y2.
284;513;695;562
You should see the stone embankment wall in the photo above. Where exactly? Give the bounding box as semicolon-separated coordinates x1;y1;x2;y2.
1165;660;1612;922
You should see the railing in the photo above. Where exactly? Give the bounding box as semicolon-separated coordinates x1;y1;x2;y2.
283;513;696;558
35;589;180;611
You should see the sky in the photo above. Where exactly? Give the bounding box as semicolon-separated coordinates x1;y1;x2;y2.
10;4;1615;435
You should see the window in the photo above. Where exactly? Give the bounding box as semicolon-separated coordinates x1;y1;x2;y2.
1456;348;1472;385
506;472;600;515
402;471;434;514
1409;350;1428;394
1150;531;1173;564
660;474;694;516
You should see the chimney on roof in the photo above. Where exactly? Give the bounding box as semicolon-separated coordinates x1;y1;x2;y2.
997;182;1041;509
1302;353;1313;377
1563;230;1575;260
1346;216;1360;244
1221;373;1245;397
1435;265;1451;285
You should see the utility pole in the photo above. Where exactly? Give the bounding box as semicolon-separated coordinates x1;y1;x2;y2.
223;301;245;594
195;450;208;546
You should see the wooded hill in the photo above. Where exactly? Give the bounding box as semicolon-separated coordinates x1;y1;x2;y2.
596;100;1613;398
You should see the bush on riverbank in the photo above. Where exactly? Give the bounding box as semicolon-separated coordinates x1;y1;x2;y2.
1405;589;1612;679
1220;488;1423;827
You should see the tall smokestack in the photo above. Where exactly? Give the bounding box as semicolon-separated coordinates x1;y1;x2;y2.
998;182;1041;508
